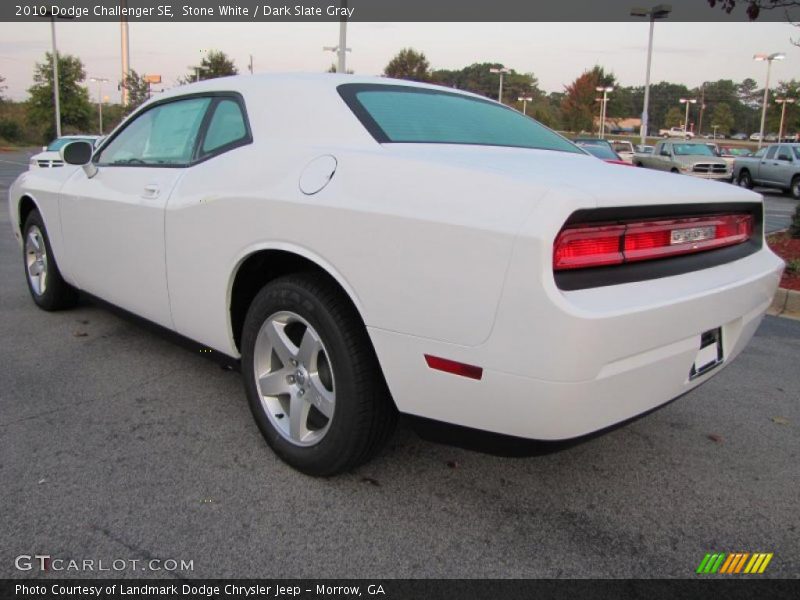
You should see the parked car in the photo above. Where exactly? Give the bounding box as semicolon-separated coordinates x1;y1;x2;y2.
610;140;635;163
634;144;654;154
659;127;694;139
29;135;101;169
575;140;632;166
733;143;800;198
717;146;753;169
8;74;784;475
731;133;748;141
633;140;732;180
749;133;762;142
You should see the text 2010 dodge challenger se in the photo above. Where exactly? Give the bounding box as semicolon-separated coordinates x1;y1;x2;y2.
8;74;784;475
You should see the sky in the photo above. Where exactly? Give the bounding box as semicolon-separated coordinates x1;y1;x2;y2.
0;21;798;102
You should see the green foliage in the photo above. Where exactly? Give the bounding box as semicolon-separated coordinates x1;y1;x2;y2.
0;74;6;103
710;103;735;134
27;52;92;142
0;117;22;142
430;63;541;106
664;106;685;128
384;48;431;82
184;50;238;83
123;70;151;114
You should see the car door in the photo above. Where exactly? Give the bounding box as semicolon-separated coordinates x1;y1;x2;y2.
656;142;672;171
771;145;796;187
59;96;212;329
755;145;778;185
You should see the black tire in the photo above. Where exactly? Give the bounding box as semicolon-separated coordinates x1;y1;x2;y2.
22;210;79;311
634;161;644;168
737;170;753;189
241;273;397;476
790;175;800;200
670;168;680;174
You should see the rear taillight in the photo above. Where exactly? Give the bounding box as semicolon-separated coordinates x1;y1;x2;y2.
553;213;753;271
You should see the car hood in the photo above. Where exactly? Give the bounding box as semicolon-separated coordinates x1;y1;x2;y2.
379;144;755;208
672;154;727;165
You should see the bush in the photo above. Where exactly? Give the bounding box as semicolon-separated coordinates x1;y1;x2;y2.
0;117;22;142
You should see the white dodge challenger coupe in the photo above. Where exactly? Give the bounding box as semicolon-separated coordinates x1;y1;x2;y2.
8;74;784;475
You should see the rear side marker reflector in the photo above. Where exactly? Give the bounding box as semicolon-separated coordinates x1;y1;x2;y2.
424;355;483;380
554;213;753;271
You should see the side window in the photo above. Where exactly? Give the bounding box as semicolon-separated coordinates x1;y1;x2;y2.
97;97;211;166
753;147;767;159
777;145;792;161
765;146;777;160
201;99;248;156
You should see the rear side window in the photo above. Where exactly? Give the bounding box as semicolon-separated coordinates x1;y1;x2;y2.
339;84;581;154
202;99;248;155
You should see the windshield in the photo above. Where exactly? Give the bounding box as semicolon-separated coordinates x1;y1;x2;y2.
46;137;95;151
579;144;619;160
339;84;581;154
673;144;715;157
725;148;752;156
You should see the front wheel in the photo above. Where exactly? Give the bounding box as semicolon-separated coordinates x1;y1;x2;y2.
737;170;753;189
22;210;78;310
241;274;397;476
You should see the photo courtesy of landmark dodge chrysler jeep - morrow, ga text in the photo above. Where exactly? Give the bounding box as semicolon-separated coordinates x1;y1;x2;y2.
8;74;784;475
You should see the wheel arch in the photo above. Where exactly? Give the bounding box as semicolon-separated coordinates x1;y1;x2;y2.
228;244;366;354
18;194;39;231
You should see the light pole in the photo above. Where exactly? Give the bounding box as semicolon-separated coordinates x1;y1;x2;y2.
489;67;511;103
775;97;796;141
754;52;785;149
712;124;719;141
679;98;697;134
120;0;130;106
323;0;350;73
631;4;672;145
89;77;109;134
596;86;613;138
518;96;533;115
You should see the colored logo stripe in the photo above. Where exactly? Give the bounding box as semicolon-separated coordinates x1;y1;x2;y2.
698;552;773;574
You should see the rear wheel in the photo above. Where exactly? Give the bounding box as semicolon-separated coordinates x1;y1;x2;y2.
737;170;753;189
790;175;800;199
22;210;78;310
670;168;680;174
241;274;396;476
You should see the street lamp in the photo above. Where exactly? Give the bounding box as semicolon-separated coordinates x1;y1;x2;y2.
679;98;697;134
38;9;73;138
775;97;796;141
596;86;613;138
323;0;351;73
754;52;785;149
89;77;109;134
631;4;672;145
489;67;511;103
518;96;533;116
712;124;719;141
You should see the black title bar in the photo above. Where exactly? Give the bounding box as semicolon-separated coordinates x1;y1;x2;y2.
2;0;799;22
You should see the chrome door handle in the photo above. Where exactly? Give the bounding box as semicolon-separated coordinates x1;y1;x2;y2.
142;184;160;199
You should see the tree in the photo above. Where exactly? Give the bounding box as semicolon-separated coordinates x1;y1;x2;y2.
184;50;238;83
710;103;735;134
664;106;685;128
27;52;91;141
0;74;6;103
560;66;617;133
384;48;431;82
430;63;539;106
122;70;150;114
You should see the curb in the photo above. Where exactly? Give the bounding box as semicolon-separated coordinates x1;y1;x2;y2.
768;287;800;321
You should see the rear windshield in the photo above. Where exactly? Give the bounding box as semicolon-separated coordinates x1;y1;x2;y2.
339;84;581;154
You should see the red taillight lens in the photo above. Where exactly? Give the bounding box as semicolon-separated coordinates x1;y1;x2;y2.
553;213;753;271
553;225;625;270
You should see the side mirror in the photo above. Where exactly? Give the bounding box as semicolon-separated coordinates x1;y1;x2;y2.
61;140;98;178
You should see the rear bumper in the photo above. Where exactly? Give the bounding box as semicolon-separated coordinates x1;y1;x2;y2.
370;247;783;440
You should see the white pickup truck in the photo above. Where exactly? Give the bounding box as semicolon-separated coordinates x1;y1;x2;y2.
659;127;694;139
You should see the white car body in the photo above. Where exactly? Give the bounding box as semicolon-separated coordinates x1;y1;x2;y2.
29;135;101;169
8;74;784;444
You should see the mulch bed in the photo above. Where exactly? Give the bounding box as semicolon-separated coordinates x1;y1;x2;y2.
767;232;800;291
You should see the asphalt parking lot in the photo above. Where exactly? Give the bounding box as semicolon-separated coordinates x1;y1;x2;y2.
1;149;798;579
